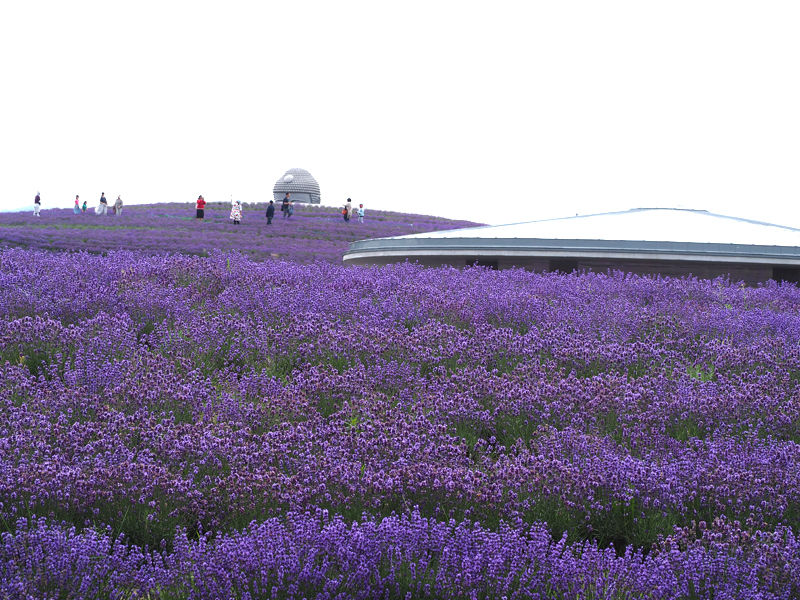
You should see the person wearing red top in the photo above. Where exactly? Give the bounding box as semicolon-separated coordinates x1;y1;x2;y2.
196;195;206;219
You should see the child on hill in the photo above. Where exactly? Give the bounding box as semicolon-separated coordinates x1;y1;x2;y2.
230;200;242;225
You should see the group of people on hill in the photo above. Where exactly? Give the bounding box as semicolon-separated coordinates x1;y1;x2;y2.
192;193;365;225
32;192;123;216
263;194;293;224
198;195;277;226
342;198;365;223
94;193;124;216
31;191;367;223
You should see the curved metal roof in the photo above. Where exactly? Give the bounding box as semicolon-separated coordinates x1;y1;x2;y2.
344;208;800;266
273;168;321;197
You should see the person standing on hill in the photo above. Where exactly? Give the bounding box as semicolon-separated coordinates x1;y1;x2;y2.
114;195;123;216
357;204;365;223
73;195;81;215
33;192;41;217
344;198;352;222
282;193;290;218
230;200;242;225
196;195;206;219
81;199;87;214
266;200;275;224
97;193;108;216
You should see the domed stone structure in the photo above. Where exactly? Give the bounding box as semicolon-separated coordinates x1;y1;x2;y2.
273;168;321;204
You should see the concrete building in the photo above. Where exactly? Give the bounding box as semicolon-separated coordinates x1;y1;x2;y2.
273;168;321;204
343;208;800;285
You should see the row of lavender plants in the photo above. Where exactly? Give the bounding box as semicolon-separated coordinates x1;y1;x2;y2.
2;248;800;597
0;202;480;264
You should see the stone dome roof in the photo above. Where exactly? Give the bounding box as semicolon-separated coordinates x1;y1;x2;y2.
273;168;321;197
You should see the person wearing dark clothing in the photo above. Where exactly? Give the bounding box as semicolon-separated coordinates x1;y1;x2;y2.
266;200;275;224
343;198;352;222
196;195;206;219
33;192;41;217
282;193;290;218
97;193;108;216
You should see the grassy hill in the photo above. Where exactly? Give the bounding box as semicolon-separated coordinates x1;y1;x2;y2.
0;202;481;263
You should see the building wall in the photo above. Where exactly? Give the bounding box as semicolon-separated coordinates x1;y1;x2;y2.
569;259;774;285
273;193;320;204
343;253;797;284
507;257;776;285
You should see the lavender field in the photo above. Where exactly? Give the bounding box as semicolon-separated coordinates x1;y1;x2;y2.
0;202;479;263
1;229;800;597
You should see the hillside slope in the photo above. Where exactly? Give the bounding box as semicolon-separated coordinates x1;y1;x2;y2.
0;202;481;263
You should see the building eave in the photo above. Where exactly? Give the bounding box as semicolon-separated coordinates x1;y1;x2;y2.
343;237;800;266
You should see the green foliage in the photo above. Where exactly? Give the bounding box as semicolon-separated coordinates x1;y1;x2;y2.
687;363;715;382
667;416;703;441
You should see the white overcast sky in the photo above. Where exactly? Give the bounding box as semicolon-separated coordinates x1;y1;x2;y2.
1;1;798;226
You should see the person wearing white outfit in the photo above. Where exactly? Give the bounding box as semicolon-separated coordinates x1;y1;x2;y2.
33;192;41;216
230;200;242;224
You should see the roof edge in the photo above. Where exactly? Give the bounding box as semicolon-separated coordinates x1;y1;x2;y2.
345;236;800;261
343;248;800;267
